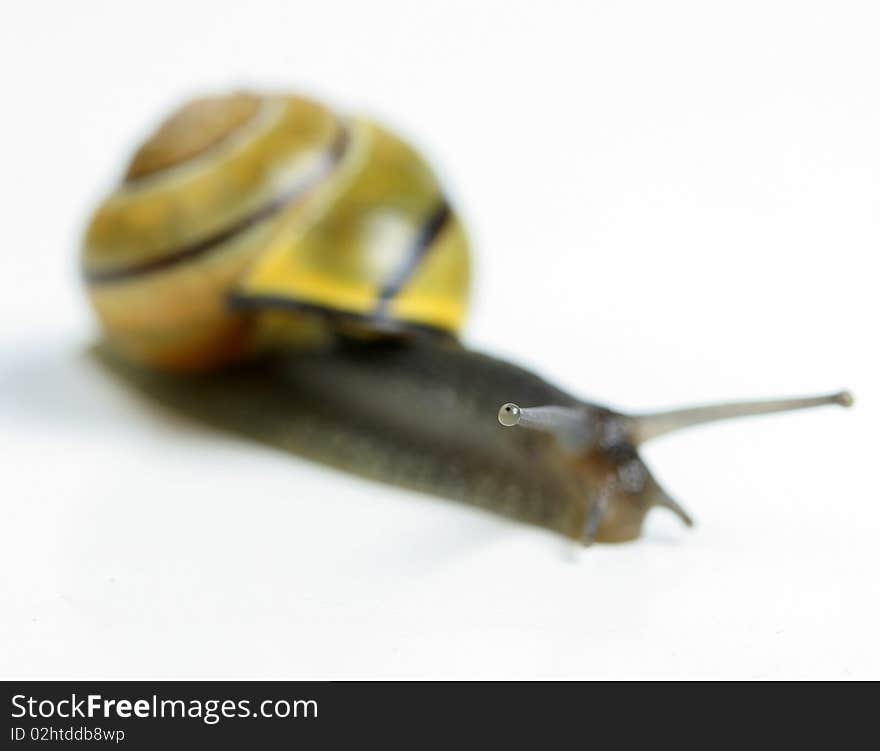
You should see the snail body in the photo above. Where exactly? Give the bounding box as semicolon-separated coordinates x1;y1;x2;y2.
84;91;851;545
97;339;609;540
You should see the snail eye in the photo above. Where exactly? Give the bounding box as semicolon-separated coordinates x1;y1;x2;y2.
497;403;521;427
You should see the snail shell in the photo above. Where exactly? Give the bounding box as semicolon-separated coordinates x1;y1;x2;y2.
82;92;470;371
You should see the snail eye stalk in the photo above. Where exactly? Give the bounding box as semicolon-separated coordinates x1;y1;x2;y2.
631;391;853;444
498;403;596;451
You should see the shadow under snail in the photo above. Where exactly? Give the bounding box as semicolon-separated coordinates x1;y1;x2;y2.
82;91;852;545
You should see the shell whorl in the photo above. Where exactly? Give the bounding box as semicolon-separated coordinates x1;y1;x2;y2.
82;91;470;371
124;93;262;181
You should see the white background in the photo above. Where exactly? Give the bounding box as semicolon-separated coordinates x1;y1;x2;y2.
1;0;877;679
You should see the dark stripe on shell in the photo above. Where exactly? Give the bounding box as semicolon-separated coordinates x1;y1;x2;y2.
84;127;349;285
375;200;451;309
227;293;453;339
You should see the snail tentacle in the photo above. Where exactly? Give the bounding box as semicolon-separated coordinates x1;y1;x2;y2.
583;481;613;547
631;391;853;444
497;402;596;451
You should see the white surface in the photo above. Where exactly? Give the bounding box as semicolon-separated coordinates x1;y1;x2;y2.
1;0;878;679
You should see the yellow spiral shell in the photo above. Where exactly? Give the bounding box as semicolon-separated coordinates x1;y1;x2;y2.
82;92;471;370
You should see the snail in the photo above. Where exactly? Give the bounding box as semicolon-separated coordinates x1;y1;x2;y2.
83;91;852;545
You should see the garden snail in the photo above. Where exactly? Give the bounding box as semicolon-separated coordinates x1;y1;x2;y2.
83;91;852;545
